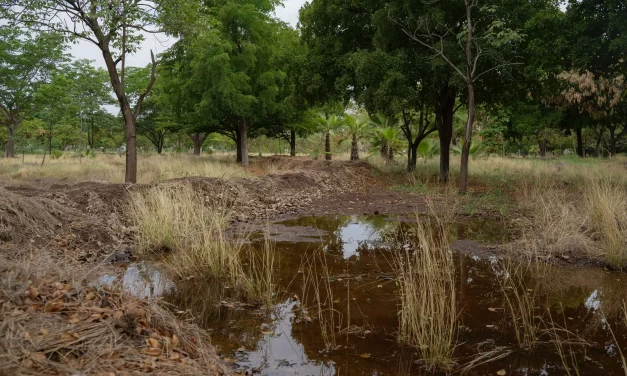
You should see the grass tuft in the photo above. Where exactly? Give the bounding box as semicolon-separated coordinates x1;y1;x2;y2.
394;215;457;371
128;183;274;305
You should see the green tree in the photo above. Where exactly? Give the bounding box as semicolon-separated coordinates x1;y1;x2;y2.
315;113;343;160
342;114;370;161
1;0;162;182
0;26;65;157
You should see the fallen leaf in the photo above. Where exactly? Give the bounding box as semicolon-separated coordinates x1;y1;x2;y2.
377;285;382;288
486;325;496;328
85;292;96;300
169;352;180;360
488;308;498;312
303;316;313;323
171;334;180;348
44;302;63;313
148;338;160;349
497;370;506;376
332;299;340;304
28;286;39;299
60;332;79;342
68;317;81;324
40;328;48;336
360;353;371;358
142;348;161;357
261;331;273;335
237;347;245;352
90;313;103;320
363;330;372;335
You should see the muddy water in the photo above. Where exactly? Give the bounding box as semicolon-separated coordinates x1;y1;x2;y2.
112;216;627;375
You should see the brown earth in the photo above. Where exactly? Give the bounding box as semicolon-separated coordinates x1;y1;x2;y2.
1;157;425;261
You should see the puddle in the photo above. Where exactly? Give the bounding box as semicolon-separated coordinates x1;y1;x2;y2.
109;216;627;375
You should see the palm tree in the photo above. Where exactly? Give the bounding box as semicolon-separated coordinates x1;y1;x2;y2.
316;113;343;160
370;114;395;159
372;127;400;163
343;114;370;160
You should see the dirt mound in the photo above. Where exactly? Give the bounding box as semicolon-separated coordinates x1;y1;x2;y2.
1;184;131;263
177;159;375;221
1;160;376;258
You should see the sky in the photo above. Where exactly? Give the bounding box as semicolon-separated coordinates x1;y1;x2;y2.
69;0;308;69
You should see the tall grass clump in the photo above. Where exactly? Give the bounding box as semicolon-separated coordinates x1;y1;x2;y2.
394;216;457;371
128;184;274;305
583;179;627;268
496;260;542;349
517;189;592;260
299;250;343;353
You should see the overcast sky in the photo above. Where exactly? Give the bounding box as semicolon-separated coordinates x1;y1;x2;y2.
69;0;308;69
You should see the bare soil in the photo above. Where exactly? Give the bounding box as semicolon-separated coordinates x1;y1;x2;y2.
2;157;424;260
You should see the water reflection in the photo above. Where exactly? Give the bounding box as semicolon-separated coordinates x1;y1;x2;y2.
105;216;627;375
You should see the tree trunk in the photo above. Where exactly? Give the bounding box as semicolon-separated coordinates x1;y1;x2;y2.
436;86;456;183
595;127;604;157
235;129;242;162
609;126;617;157
350;133;359;161
5;126;15;158
411;142;419;170
191;132;208;155
290;129;296;156
388;146;394;161
538;139;547;157
407;141;413;171
576;125;583;157
325;131;331;160
459;0;474;195
240;118;249;167
380;140;388;160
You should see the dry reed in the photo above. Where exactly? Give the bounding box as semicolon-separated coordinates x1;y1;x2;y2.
128;183;275;305
394;215;457;371
495;260;542;349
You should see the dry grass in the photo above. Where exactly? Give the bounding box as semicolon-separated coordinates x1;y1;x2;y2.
496;260;543;349
0;251;231;375
393;215;457;371
511;177;627;268
514;190;592;261
0;188;64;242
0;153;249;185
127;183;275;306
299;250;343;353
583;179;627;267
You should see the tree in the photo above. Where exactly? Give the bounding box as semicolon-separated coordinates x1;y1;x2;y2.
342;114;370;160
68;60;114;148
556;71;625;156
1;0;161;182
402;1;524;193
315;113;343;160
0;26;65;157
35;73;78;161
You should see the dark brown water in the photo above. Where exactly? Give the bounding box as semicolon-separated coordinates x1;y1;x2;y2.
106;215;627;375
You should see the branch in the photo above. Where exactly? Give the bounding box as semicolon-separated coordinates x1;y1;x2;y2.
474;61;523;81
133;50;158;119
